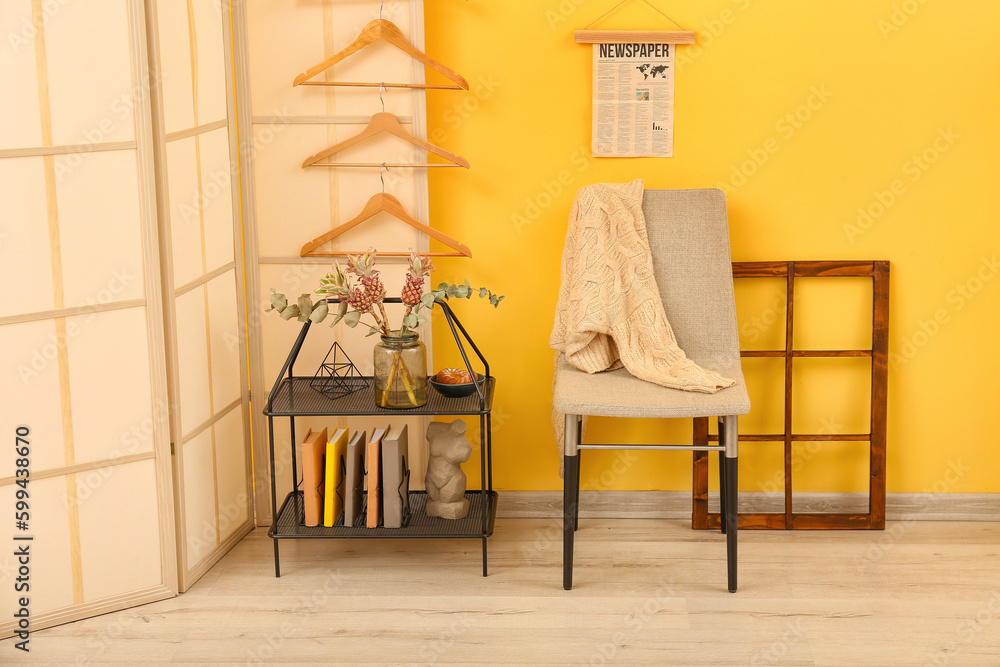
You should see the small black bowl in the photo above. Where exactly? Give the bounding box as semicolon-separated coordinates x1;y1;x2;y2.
428;372;486;398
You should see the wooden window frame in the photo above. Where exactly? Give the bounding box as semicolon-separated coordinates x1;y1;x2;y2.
693;260;889;530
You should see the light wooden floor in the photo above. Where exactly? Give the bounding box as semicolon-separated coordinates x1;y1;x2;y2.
6;519;1000;666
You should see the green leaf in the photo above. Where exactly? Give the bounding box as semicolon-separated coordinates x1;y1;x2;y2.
297;295;313;319
343;310;361;328
479;287;488;298
309;301;329;323
279;304;299;320
268;289;287;313
420;293;436;308
330;302;347;327
402;313;418;328
366;325;380;337
416;314;426;323
490;295;499;306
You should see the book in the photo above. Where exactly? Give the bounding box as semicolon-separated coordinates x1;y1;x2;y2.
300;427;328;527
366;426;388;528
343;430;367;528
381;424;410;528
322;427;349;527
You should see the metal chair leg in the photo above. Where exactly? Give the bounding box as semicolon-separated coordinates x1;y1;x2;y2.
718;449;727;534
563;453;580;590
722;415;739;593
573;449;582;531
718;417;727;534
725;454;738;592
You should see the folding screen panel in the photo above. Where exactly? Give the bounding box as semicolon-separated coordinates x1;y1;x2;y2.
150;0;254;591
1;0;432;633
0;0;177;635
240;0;434;522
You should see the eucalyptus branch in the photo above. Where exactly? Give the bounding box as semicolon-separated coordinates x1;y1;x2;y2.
265;250;503;332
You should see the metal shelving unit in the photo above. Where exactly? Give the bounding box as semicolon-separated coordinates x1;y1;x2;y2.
263;299;497;577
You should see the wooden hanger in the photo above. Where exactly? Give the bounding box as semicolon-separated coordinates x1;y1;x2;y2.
300;191;472;258
301;111;470;169
293;19;469;91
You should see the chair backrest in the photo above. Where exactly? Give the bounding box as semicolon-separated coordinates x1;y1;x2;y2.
641;188;741;366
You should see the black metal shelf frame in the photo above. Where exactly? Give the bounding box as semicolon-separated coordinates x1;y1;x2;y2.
272;490;498;539
263;298;497;577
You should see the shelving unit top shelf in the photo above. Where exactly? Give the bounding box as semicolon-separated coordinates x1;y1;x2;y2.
264;375;495;416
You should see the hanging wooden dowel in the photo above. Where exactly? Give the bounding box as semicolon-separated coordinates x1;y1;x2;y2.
306;162;465;168
299;81;465;90
574;29;695;44
300;250;470;258
575;1;696;43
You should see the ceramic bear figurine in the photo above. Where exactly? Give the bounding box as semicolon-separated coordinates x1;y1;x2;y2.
424;420;472;519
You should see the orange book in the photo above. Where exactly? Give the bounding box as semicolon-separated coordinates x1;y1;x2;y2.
366;426;388;528
300;427;328;527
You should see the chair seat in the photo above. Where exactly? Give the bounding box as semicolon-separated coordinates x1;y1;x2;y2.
553;355;751;419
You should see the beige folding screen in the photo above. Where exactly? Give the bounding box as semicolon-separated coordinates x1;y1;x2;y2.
241;0;434;523
0;0;253;636
0;0;435;636
0;0;178;635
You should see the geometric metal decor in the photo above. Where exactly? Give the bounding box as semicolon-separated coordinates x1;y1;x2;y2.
310;341;367;400
693;260;889;531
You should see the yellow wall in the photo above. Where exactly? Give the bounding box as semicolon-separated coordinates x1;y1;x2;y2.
424;1;1000;493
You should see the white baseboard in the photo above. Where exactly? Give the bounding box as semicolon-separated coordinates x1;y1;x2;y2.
252;491;1000;527
496;491;1000;522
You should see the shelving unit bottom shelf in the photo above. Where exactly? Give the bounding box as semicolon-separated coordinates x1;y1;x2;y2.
269;490;498;539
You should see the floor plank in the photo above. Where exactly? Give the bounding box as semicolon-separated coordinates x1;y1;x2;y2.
3;519;1000;665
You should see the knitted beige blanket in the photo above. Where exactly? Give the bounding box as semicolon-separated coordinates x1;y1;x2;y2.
550;179;734;392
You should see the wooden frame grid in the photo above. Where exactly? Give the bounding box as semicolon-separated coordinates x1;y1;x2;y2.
693;260;889;530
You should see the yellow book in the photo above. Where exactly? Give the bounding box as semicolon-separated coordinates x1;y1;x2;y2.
323;427;349;527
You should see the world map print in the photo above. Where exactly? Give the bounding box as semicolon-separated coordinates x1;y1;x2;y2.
636;64;669;80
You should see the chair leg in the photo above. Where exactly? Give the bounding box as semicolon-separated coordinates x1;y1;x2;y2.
718;449;727;534
718;417;727;534
563;453;580;591
725;454;738;593
722;415;739;593
573;448;582;531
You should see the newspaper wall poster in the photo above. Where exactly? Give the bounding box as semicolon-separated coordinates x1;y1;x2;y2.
592;42;674;157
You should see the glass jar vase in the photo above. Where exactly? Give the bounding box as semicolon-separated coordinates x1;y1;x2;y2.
373;330;428;409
